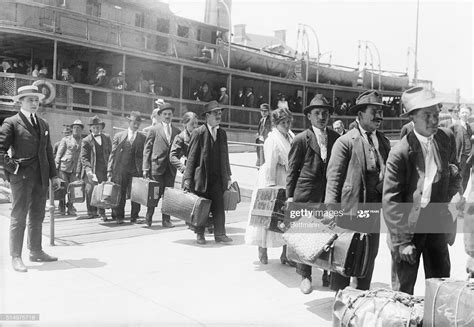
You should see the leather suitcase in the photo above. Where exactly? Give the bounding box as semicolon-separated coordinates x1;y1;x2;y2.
333;287;424;326
67;180;85;203
424;278;474;327
130;177;160;207
223;181;240;211
288;232;371;278
161;187;211;227
91;181;121;209
249;187;287;233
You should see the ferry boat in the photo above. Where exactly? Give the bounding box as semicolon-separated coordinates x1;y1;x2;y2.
0;0;411;144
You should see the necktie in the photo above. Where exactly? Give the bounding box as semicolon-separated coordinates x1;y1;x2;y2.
30;114;39;134
129;132;135;144
320;132;328;162
166;124;171;143
366;132;381;171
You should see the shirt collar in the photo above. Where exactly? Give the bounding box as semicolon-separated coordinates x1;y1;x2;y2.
128;128;136;134
358;123;371;135
414;129;434;145
207;123;219;131
20;108;34;119
311;126;326;136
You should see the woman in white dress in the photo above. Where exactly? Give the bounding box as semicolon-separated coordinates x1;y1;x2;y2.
245;108;295;265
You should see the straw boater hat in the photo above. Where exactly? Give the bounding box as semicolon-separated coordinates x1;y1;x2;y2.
349;90;390;115
260;103;270;111
13;85;45;102
303;94;334;115
400;86;443;117
71;119;84;128
157;102;175;115
88;115;105;127
202;100;225;117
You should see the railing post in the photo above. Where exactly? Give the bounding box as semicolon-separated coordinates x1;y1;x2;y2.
179;65;184;113
67;85;73;111
107;92;112;115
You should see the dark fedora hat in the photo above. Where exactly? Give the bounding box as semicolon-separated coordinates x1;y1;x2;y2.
303;94;334;115
88;115;105;127
127;111;143;122
349;90;390;115
202;100;225;116
71;119;84;128
157;102;175;115
260;103;270;111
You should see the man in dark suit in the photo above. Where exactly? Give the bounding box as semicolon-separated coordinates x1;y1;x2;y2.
286;94;340;294
245;87;256;108
0;85;61;272
400;121;414;139
383;86;462;295
80;116;112;220
142;102;180;228
55;119;84;216
256;103;272;167
332;120;346;136
325;90;391;292
108;112;146;224
452;104;473;191
184;101;233;245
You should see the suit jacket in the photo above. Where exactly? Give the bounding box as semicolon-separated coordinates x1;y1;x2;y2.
218;94;229;105
257;116;272;141
450;122;472;164
80;133;112;178
400;121;414;139
107;130;146;181
325;128;391;211
142;123;180;176
169;129;191;173
0;112;56;186
55;135;82;174
286;128;340;202
183;125;231;193
383;128;462;250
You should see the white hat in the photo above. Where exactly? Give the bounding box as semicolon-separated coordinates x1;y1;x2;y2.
401;87;443;117
220;87;227;92
13;85;45;102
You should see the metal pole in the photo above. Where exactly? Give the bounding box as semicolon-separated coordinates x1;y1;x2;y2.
366;40;382;91
305;25;320;84
179;65;184;113
53;40;58;80
49;183;55;246
219;0;231;69
414;0;420;84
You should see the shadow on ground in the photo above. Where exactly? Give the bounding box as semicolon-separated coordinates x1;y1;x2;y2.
28;257;107;271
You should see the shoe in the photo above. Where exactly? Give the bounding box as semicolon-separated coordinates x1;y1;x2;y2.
197;234;206;245
300;278;313;294
162;220;174;228
29;251;58;262
322;270;330;287
116;218;124;225
146;217;152;227
258;247;268;264
100;214;108;222
88;212;99;219
207;226;214;234
280;246;297;267
130;218;137;223
12;257;27;272
215;235;233;244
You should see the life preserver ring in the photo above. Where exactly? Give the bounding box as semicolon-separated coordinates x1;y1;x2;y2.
33;80;56;104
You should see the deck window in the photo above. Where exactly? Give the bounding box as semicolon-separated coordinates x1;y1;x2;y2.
135;13;145;28
86;0;101;17
177;25;189;38
156;18;170;34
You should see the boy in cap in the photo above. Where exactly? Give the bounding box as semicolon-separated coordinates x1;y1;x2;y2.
256;103;272;167
108;112;146;224
383;86;462;295
55;119;84;215
0;85;61;272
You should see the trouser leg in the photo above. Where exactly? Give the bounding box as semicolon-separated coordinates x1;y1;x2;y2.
27;182;48;253
9;178;31;257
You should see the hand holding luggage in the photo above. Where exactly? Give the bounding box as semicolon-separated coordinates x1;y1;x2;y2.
130;177;160;207
161;187;211;227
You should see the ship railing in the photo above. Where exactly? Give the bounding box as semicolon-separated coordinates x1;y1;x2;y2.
0;73;409;133
0;1;227;67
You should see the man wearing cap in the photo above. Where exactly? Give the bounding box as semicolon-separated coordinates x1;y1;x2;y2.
184;100;233;244
143;101;164;136
109;71;127;91
218;87;229;105
80;115;112;220
450;104;473;192
108;111;146;224
325;90;391;292
55;119;84;216
256;103;272;167
54;126;72;158
286;94;340;294
439;105;460;128
142;102;180;228
383;86;462;295
0;85;61;272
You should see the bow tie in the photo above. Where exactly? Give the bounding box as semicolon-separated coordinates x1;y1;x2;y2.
93;134;101;138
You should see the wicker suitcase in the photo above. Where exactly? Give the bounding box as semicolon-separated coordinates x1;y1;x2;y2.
249;187;287;233
333;287;424;326
161;187;211;227
288;232;371;278
67;180;85;203
91;181;121;209
424;278;474;327
130;177;160;207
223;181;240;211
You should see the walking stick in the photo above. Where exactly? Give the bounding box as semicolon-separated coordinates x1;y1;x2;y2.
49;181;55;246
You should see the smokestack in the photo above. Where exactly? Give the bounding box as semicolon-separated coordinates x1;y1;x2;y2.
233;24;246;43
204;0;232;28
274;30;286;44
